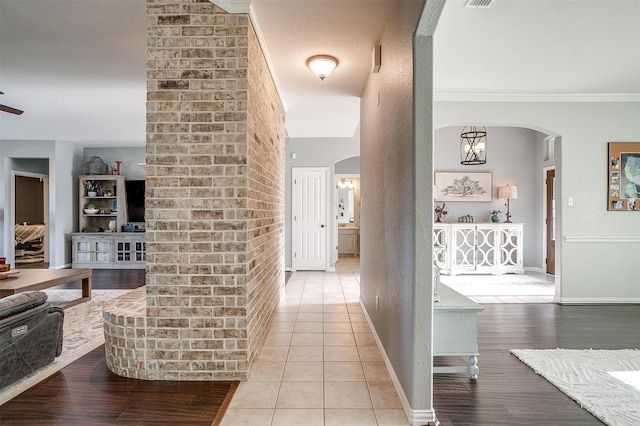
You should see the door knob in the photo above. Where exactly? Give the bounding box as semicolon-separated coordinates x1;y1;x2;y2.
321;224;325;228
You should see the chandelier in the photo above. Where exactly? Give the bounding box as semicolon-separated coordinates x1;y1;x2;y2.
460;126;487;165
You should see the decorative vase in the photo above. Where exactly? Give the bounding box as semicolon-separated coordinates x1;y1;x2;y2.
491;214;500;223
108;220;117;232
88;191;97;197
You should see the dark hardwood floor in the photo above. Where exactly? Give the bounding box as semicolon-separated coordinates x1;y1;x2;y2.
3;267;638;425
434;303;640;425
1;268;237;425
0;346;237;425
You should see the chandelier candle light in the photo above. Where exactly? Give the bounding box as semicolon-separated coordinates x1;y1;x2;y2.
497;184;518;223
460;126;488;165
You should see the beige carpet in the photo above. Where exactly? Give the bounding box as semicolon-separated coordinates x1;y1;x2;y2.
511;349;640;426
0;289;132;405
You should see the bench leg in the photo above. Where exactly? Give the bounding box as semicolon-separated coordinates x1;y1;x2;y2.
469;355;479;380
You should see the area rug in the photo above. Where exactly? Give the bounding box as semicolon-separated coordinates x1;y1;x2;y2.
511;348;640;426
441;273;554;296
0;289;132;404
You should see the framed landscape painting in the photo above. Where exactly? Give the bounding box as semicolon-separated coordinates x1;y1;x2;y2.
608;142;640;211
435;172;492;202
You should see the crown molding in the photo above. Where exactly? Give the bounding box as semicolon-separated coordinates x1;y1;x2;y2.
209;0;250;14
434;93;640;103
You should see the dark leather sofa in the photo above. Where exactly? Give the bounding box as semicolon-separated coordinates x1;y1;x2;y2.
0;291;64;388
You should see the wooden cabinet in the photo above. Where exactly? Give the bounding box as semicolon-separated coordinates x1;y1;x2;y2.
434;223;523;275
79;175;127;233
72;233;145;269
338;228;359;255
113;235;146;266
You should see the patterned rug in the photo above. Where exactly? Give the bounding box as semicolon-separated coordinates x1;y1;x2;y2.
511;349;640;426
0;289;132;404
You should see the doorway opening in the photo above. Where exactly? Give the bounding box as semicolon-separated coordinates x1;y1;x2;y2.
13;171;50;268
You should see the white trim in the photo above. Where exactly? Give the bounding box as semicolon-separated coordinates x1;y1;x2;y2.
360;301;438;426
523;266;546;274
557;297;640;305
542;165;555;276
563;235;640;243
435;93;640;103
208;0;250;14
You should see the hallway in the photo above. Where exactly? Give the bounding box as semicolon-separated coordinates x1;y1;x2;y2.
221;256;410;425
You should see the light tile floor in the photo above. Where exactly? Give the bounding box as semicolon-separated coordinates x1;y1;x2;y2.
221;256;410;426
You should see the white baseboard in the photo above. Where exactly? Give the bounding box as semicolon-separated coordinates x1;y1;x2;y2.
360;301;438;426
524;266;546;274
557;297;640;305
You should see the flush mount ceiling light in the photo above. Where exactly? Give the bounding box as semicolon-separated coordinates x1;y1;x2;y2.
307;55;338;81
460;126;488;165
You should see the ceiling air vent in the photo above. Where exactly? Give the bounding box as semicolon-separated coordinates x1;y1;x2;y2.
464;0;493;8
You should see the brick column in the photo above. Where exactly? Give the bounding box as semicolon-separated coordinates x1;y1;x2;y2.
141;0;285;381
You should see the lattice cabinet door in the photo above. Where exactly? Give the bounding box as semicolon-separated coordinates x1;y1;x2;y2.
115;239;133;263
93;238;112;264
497;224;523;273
433;224;449;273
475;225;497;273
73;238;92;264
134;240;146;263
451;225;476;274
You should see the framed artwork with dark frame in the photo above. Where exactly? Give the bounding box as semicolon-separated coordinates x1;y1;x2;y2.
608;142;640;211
434;171;492;202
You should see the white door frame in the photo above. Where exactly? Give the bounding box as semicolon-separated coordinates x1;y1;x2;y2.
292;167;331;271
10;171;50;266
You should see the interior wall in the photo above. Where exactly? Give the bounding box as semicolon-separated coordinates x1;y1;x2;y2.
435;126;543;269
360;0;437;418
0;140;83;267
84;147;146;179
436;101;640;302
285;134;359;269
335;156;360;174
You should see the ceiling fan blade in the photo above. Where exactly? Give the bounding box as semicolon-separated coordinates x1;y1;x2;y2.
0;104;24;115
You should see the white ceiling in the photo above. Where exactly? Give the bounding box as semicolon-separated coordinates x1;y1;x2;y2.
0;0;638;143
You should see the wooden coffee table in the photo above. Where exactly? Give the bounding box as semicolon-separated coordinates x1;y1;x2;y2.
0;268;92;309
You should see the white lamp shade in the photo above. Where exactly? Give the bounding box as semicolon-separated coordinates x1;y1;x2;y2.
307;55;338;80
497;185;518;199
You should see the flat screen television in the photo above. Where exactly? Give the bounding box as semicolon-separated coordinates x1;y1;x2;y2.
125;180;145;223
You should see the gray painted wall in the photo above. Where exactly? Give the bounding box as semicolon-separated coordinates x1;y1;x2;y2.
335;156;360;174
360;0;437;416
84;147;146;179
436;101;640;302
434;126;543;269
285;134;359;269
1;140;83;268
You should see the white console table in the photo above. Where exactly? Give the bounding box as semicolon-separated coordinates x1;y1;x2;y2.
434;284;484;379
434;223;524;275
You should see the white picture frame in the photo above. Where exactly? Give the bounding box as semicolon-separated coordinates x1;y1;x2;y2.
435;172;492;202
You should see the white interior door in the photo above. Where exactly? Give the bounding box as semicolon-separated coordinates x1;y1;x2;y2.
293;167;328;270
